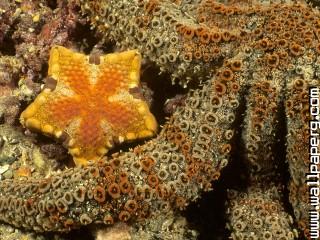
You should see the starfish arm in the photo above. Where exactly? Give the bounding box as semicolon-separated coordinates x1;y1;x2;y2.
102;101;157;139
48;46;91;95
226;71;296;238
96;50;142;95
285;77;316;237
48;97;82;128
68;113;106;165
241;70;284;177
226;185;295;239
1;64;243;231
20;90;81;138
80;0;247;86
20;46;92;139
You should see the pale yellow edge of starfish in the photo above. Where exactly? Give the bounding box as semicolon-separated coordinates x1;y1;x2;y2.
138;112;158;138
70;145;110;166
48;45;63;80
121;99;158;140
73;157;91;166
20;89;66;138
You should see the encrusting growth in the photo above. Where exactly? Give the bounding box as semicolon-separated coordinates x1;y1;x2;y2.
20;46;158;166
285;76;316;238
226;185;297;239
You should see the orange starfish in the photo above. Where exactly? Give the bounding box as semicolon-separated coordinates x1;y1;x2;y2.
20;46;158;166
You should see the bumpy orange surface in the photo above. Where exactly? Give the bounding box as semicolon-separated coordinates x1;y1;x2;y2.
20;46;158;166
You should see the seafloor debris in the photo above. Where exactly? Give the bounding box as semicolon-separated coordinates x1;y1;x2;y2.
0;124;56;180
0;223;67;240
95;210;198;240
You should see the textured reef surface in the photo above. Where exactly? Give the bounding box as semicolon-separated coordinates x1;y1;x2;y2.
0;0;319;239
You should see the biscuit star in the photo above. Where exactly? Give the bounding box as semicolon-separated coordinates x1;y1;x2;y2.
20;46;157;166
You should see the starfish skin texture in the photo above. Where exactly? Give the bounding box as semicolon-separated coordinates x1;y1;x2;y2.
0;0;319;239
20;46;158;166
79;0;320;238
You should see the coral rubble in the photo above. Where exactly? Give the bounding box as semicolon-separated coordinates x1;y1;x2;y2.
95;211;198;240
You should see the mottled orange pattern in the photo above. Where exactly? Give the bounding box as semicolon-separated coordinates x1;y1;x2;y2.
20;46;157;166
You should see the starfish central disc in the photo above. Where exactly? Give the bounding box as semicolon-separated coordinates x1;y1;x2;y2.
20;46;158;166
